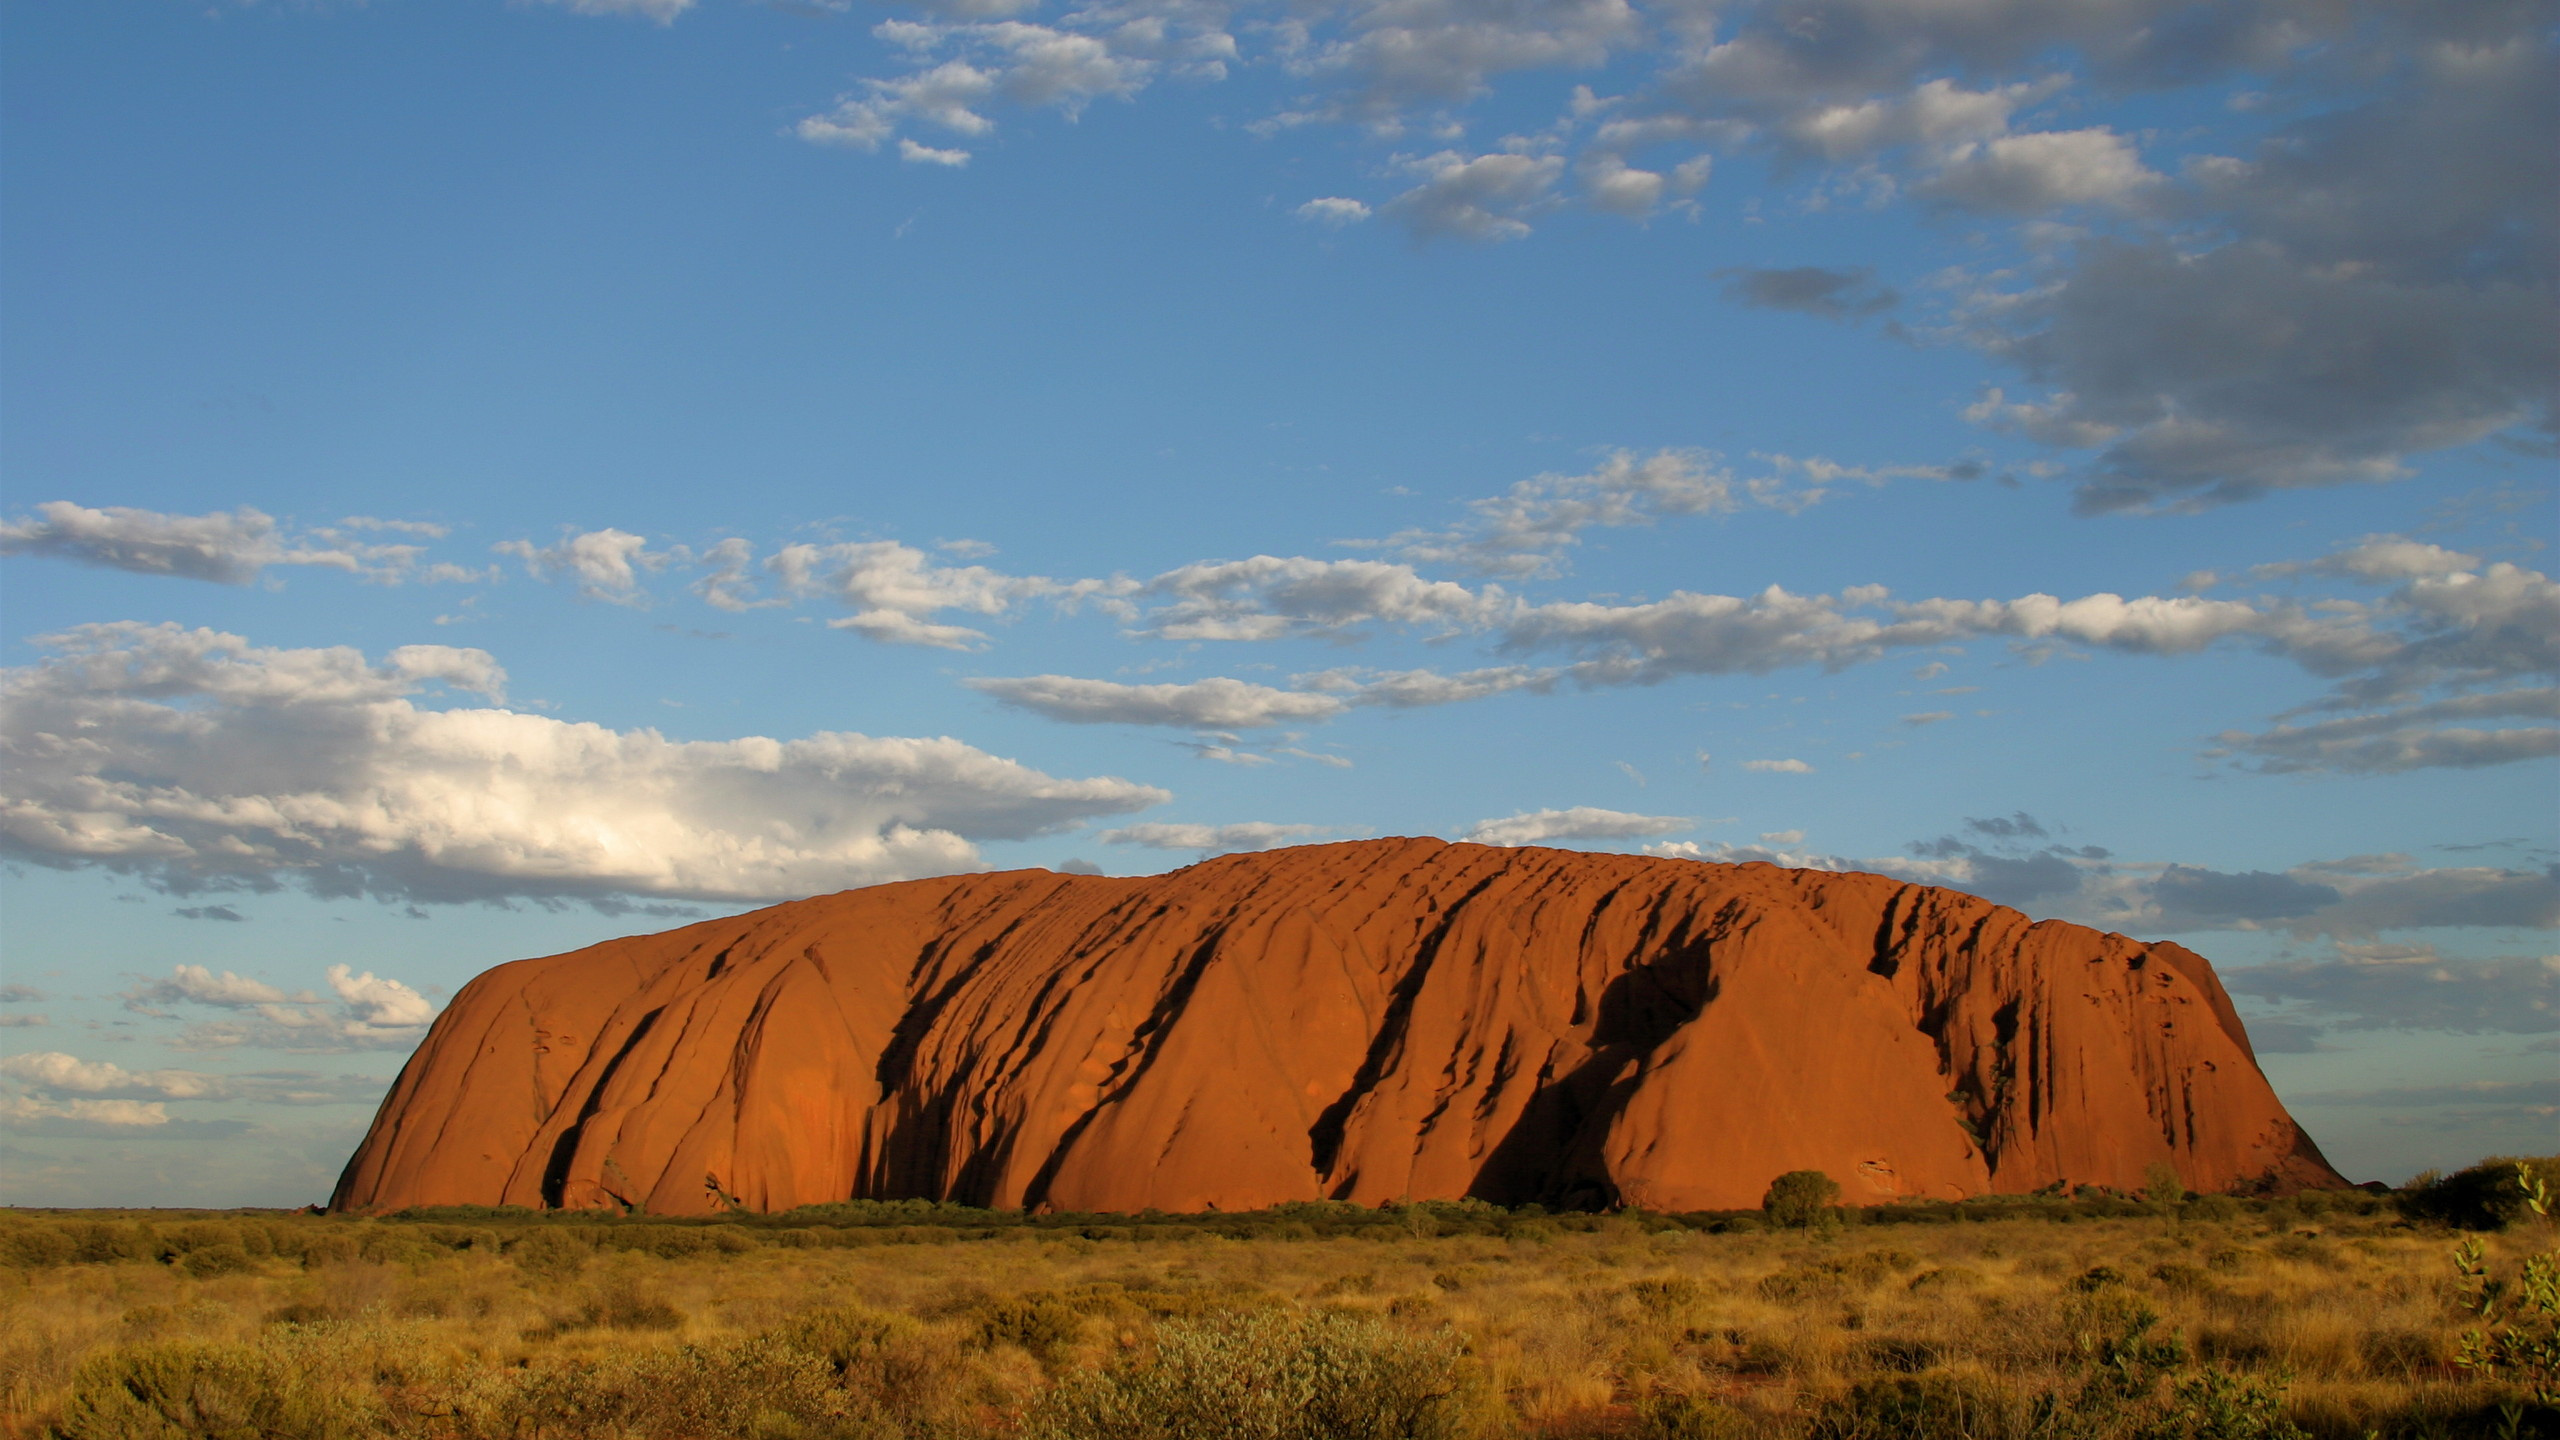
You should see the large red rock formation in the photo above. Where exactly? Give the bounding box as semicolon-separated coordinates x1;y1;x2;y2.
333;839;2344;1215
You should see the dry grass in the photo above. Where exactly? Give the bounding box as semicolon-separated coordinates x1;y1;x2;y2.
0;1201;2545;1439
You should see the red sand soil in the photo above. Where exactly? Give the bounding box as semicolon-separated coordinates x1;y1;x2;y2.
332;839;2345;1215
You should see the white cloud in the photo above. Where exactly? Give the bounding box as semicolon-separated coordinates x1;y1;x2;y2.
1919;127;2160;213
1901;710;1954;726
1296;197;1372;225
0;1048;394;1101
2213;690;2560;775
1381;150;1564;242
117;963;437;1052
0;1052;227;1099
494;528;665;604
1958;35;2554;510
1365;449;1738;577
1099;820;1332;853
901;139;973;166
968;673;1348;728
797;16;1192;154
689;537;774;612
770;539;1118;649
1742;758;1813;773
1294;0;1637;113
1357;448;1963;579
1760;829;1803;844
1;502;432;585
0;623;1167;904
0;1095;169;1128
1463;805;1691;846
129;965;304;1009
761;0;2542;524
1142;555;1499;638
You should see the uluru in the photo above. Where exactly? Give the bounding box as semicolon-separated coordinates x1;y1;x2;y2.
332;838;2345;1216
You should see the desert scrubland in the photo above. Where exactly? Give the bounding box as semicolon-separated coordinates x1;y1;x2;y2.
3;1161;2554;1440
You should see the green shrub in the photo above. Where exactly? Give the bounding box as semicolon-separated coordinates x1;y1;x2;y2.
456;1337;854;1440
178;1245;256;1280
54;1340;378;1440
1810;1374;2027;1440
1;1222;77;1268
2178;1195;2242;1224
1760;1250;1918;1302
2400;1157;2560;1232
501;1227;591;1279
1022;1309;1466;1440
974;1296;1086;1360
1632;1392;1757;1439
2134;1368;2309;1440
771;1305;964;1431
71;1223;158;1265
1763;1171;1842;1230
571;1278;687;1332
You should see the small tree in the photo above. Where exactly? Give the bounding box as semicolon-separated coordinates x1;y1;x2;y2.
2144;1162;2188;1210
1763;1170;1842;1229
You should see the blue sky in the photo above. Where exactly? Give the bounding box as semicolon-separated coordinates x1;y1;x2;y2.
1;0;2552;1206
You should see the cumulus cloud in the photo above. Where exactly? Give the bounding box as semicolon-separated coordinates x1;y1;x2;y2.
0;1095;184;1130
494;529;666;604
1718;266;1898;319
1899;823;2557;941
1296;197;1371;225
1142;555;1498;638
0;1049;394;1101
969;673;1348;729
784;0;2543;512
988;529;2551;776
1297;664;1559;708
2212;690;2560;774
1;502;439;585
2151;865;2341;923
797;15;1210;154
117;963;437;1054
1958;34;2555;510
0;623;1166;904
1098;821;1333;853
1354;448;1960;580
1463;806;1691;846
770;540;1126;649
1742;758;1813;773
1381;150;1564;241
2224;945;2559;1035
1292;0;1638;114
1917;127;2159;213
128;965;301;1010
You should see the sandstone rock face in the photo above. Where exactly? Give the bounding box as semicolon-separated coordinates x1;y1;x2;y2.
333;839;2345;1215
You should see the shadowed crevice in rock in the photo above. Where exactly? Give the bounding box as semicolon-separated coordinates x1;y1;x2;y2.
336;838;2348;1215
540;1005;663;1208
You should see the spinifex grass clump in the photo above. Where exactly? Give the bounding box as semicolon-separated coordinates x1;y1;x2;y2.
1023;1309;1467;1440
0;1184;2544;1439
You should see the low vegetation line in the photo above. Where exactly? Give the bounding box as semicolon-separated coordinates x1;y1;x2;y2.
0;1157;2550;1439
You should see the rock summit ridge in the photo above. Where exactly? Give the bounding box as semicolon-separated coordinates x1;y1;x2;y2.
333;838;2344;1214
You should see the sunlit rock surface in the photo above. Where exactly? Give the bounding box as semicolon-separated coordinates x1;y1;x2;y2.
333;838;2344;1215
